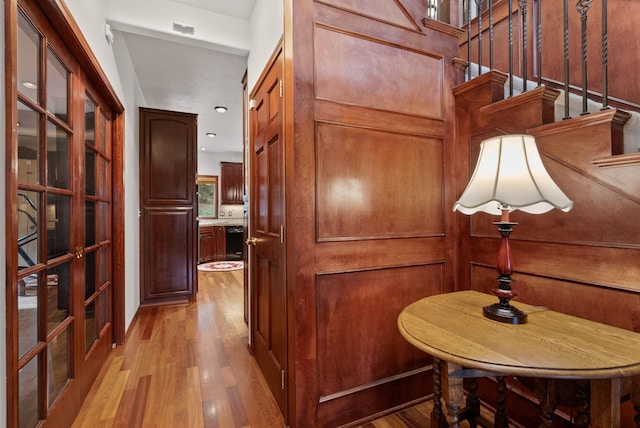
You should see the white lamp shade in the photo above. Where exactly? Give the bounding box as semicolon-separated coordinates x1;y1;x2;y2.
453;134;573;215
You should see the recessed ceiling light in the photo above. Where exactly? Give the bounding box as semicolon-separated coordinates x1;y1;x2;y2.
206;132;216;138
214;106;227;113
22;82;37;89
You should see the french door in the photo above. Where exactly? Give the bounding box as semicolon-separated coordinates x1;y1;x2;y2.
7;2;119;427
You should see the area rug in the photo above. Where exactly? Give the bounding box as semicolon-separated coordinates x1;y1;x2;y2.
198;261;244;272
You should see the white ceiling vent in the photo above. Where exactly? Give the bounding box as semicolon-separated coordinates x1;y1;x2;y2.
173;22;195;35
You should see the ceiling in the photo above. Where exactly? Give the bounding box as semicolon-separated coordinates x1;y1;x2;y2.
168;0;256;20
116;0;257;154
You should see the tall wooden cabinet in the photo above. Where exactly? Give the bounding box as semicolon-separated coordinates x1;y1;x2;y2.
139;108;197;305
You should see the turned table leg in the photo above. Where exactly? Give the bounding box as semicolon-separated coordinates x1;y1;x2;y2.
632;376;640;428
535;378;557;427
574;379;590;428
431;358;448;428
466;377;480;428
494;376;509;428
443;362;465;427
590;378;623;428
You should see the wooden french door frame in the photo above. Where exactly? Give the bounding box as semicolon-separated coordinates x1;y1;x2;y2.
4;0;125;426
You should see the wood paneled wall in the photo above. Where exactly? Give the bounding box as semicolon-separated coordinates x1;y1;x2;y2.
284;0;463;425
282;1;639;426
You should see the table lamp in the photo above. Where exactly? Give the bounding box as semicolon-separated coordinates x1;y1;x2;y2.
453;134;573;324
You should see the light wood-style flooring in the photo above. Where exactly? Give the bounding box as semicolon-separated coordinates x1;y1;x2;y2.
72;270;284;427
73;269;441;428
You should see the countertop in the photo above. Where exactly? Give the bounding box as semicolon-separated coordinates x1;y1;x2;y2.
199;218;244;227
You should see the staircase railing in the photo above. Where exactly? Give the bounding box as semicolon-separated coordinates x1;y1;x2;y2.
468;0;609;115
425;0;640;154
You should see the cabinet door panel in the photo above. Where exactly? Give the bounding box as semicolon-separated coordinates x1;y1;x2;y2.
214;226;226;260
221;162;243;204
199;227;215;263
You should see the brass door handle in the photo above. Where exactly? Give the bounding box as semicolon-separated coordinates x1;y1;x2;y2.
75;246;84;259
246;237;258;246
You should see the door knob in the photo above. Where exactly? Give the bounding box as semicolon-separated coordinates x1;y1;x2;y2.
246;237;258;246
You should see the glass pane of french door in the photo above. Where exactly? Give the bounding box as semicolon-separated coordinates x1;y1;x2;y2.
83;95;112;354
17;12;39;105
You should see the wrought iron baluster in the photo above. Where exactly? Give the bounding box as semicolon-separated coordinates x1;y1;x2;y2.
577;0;593;115
519;0;529;92
476;0;482;76
563;0;571;119
426;0;439;21
489;0;494;70
468;0;472;80
509;0;514;96
536;0;542;87
601;0;609;109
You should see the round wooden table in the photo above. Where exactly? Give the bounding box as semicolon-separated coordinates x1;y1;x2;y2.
398;290;640;427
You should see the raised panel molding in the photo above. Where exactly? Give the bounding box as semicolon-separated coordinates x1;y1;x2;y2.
314;25;444;119
145;118;194;204
316;263;444;417
143;209;194;298
316;0;421;32
316;122;445;241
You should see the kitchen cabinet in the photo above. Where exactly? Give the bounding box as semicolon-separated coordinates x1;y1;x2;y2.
199;226;215;263
220;162;243;204
214;226;226;260
199;225;226;262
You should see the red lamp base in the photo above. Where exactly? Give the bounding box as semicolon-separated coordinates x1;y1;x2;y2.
484;213;528;324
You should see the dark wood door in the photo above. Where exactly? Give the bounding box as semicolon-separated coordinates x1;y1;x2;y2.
249;48;287;416
139;108;197;304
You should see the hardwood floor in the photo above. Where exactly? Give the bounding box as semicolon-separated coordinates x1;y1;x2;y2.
72;269;284;427
71;269;463;428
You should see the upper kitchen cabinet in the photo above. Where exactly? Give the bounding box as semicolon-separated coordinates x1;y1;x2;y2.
220;161;243;204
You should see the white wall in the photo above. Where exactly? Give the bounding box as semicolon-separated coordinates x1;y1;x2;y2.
64;0;124;93
111;29;145;328
198;150;243;176
106;0;250;55
247;0;284;93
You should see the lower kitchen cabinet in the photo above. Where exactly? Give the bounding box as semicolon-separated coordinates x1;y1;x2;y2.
199;225;226;262
213;226;226;260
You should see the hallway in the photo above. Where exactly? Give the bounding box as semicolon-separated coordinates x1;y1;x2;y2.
72;270;285;427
